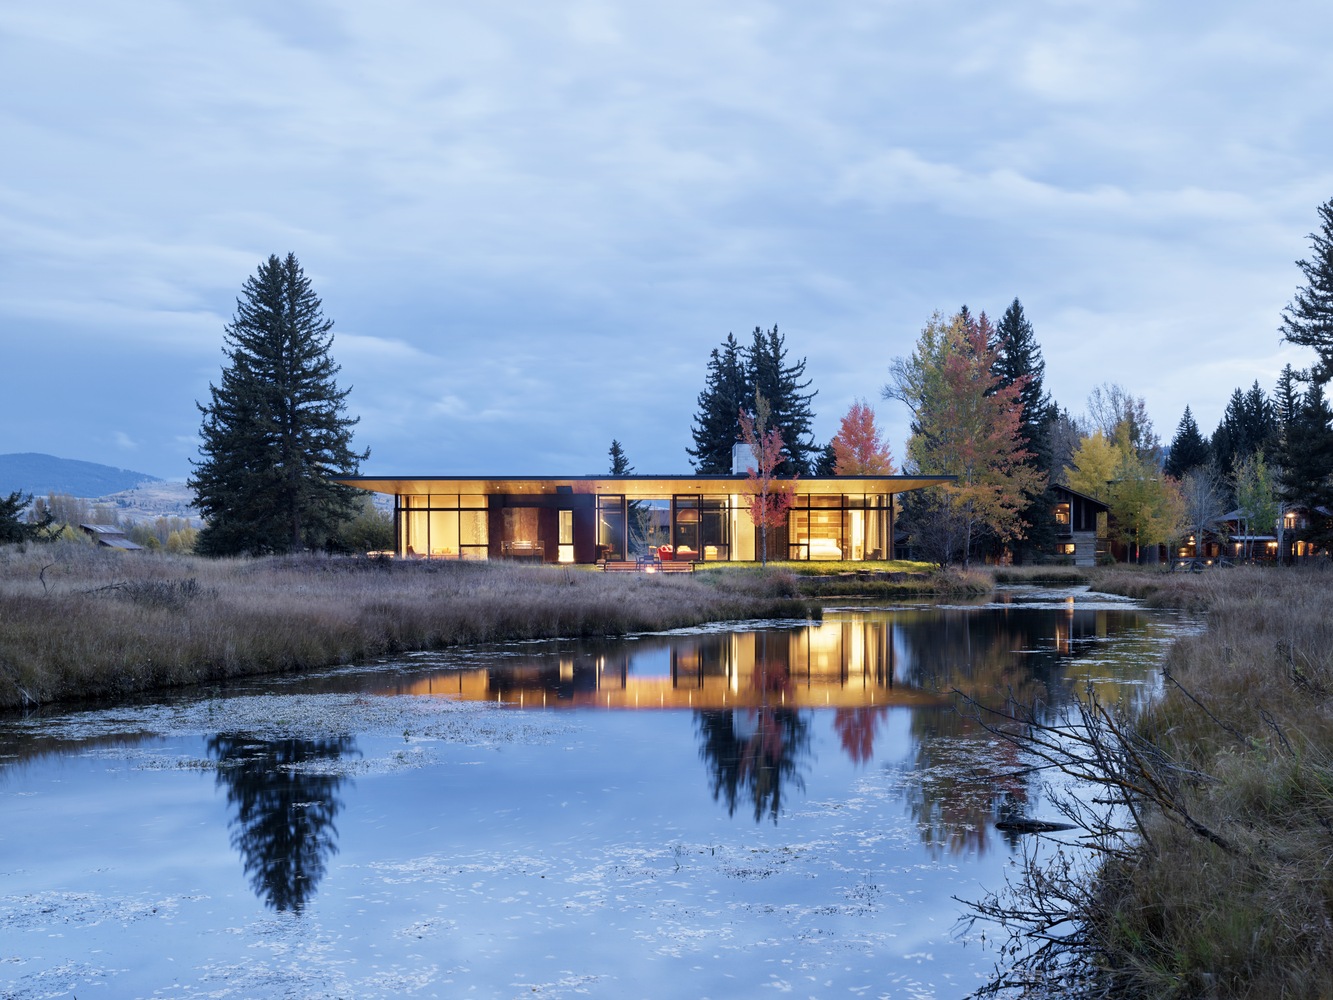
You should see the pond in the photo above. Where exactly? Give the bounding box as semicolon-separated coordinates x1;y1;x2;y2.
0;588;1193;999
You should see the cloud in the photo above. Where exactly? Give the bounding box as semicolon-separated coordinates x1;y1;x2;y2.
2;0;1332;476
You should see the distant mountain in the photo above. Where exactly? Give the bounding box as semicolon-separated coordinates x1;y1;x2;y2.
0;453;162;498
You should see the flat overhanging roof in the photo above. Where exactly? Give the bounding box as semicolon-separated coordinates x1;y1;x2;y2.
336;474;955;498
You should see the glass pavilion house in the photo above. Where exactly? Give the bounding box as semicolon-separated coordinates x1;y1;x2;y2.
337;473;953;564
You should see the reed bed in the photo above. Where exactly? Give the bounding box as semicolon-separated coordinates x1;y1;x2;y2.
0;542;816;710
986;564;1333;998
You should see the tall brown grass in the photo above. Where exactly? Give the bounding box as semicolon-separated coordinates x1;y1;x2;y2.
979;564;1333;998
0;542;816;710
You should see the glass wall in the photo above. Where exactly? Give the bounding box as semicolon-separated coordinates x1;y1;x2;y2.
397;490;895;563
597;496;627;562
786;494;891;562
398;495;488;559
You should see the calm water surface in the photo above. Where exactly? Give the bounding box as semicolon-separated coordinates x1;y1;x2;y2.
0;587;1193;999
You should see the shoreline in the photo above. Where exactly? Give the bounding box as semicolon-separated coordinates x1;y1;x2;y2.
0;543;979;712
980;563;1333;998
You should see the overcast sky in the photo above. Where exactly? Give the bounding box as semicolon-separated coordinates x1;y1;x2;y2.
2;1;1330;483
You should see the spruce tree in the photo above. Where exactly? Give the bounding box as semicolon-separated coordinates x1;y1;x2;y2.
1211;382;1277;477
190;253;368;555
608;439;633;475
1163;406;1211;479
1278;382;1333;549
991;298;1057;562
747;325;817;476
1274;364;1307;433
1281;196;1333;382
687;333;749;473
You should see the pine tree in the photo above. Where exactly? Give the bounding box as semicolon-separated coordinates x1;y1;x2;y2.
747;325;818;475
1274;364;1306;435
687;333;749;473
190;253;368;555
608;439;633;475
1278;382;1333;549
1163;406;1211;479
688;327;818;475
1211;382;1277;477
1281;196;1333;383
991;298;1057;562
813;443;837;476
1;491;53;544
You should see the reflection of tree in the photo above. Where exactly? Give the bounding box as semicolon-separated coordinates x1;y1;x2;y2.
694;657;812;823
833;707;889;765
902;709;1030;857
207;734;355;913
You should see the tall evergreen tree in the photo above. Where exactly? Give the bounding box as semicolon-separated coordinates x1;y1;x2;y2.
1281;196;1333;383
608;439;633;475
991;298;1057;562
687;333;749;473
1274;364;1307;435
190;253;368;555
1211;381;1277;477
1278;382;1333;549
1;491;53;544
747;325;818;475
688;326;818;475
1163;406;1211;479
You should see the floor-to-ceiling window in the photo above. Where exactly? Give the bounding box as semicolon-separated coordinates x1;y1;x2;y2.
398;494;488;559
596;496;626;561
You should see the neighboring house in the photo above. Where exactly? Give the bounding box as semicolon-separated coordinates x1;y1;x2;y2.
79;523;144;550
336;473;953;564
1213;506;1325;563
1050;485;1109;566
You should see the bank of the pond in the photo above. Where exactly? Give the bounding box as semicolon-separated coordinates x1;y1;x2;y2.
702;559;991;599
0;545;978;711
998;565;1333;998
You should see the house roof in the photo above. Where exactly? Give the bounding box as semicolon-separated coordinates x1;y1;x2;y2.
78;523;144;550
1052;483;1111;512
336;473;956;498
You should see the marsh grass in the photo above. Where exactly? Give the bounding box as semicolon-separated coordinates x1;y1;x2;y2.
974;564;1333;998
992;565;1093;586
0;542;817;710
696;560;990;598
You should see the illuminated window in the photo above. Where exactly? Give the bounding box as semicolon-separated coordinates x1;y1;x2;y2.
1055;502;1071;526
558;510;574;563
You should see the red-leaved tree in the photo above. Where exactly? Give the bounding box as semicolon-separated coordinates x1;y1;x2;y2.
830;399;896;476
740;394;796;567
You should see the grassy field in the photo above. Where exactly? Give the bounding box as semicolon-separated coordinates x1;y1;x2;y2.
988;563;1333;998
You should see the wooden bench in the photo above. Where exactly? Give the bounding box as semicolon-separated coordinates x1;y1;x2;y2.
600;558;695;573
655;560;695;573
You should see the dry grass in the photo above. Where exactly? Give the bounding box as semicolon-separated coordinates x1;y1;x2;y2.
0;542;818;710
1023;565;1333;998
698;560;991;599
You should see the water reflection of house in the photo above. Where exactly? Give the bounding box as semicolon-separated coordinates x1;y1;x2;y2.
335;473;952;564
386;623;949;710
